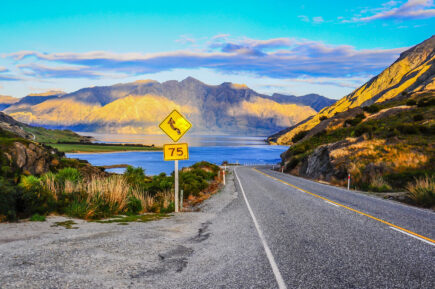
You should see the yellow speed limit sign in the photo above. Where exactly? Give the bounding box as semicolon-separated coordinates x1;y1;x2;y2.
163;143;189;161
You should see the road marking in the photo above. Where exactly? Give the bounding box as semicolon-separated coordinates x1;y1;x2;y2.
234;168;287;289
324;200;340;207
254;168;435;246
390;227;435;246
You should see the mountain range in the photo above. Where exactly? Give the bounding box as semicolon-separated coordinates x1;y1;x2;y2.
270;35;435;144
1;78;334;136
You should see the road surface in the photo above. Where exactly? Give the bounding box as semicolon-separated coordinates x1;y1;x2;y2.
167;166;435;289
1;166;434;288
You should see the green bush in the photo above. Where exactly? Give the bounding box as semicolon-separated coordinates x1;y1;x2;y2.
319;116;328;121
396;124;418;134
65;201;88;218
87;193;115;219
0;177;20;221
126;195;142;214
160;201;174;213
354;125;373;137
417;98;435;107
406;99;416;106
55;167;81;184
292;130;308;143
30;213;46;221
286;158;300;171
124;166;146;186
413;114;424;121
180;171;209;197
363;104;380;113
19;175;56;216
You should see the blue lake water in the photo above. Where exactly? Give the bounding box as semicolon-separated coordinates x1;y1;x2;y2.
67;135;288;175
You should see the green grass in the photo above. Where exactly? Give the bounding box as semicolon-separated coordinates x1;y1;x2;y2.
22;126;84;143
29;213;46;221
95;213;169;224
51;220;78;229
48;143;162;153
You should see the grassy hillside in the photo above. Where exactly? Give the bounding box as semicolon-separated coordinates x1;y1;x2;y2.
271;35;435;145
49;143;161;153
281;91;434;208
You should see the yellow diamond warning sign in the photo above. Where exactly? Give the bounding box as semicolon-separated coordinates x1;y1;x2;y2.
159;109;192;142
163;143;189;161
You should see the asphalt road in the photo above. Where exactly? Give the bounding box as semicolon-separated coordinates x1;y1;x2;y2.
168;166;435;289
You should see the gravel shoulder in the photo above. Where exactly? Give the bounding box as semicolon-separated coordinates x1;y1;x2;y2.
0;169;239;289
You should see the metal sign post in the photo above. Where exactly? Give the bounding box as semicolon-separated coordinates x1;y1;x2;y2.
159;109;192;213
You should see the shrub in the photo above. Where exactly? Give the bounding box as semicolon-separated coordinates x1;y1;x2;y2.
406;176;435;207
65;201;88;218
180;171;208;197
0;177;20;221
124;166;146;186
19;175;56;215
368;176;392;192
314;129;327;137
126;195;142;214
30;213;46;221
354;125;373;137
406;99;416;106
412;114;424;121
55;167;81;184
319;116;328;121
396;124;418;134
363;104;380;113
292;130;308;143
286;158;300;171
417;98;435;107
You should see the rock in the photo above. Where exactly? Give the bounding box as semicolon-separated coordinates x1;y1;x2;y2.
6;141;60;175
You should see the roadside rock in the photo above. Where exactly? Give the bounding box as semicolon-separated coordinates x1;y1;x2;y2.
7;141;60;175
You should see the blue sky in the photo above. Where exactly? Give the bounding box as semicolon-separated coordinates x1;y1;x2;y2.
0;0;434;98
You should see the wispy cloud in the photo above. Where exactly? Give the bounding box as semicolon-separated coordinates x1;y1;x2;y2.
4;37;405;80
298;15;325;23
354;0;435;22
175;35;196;45
0;66;20;81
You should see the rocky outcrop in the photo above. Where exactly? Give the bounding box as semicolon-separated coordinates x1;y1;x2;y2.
4;141;62;175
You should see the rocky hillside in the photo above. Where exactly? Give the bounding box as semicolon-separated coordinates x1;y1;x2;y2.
270;35;435;145
2;78;333;135
265;93;336;112
0;111;90;143
280;89;434;205
0;95;18;110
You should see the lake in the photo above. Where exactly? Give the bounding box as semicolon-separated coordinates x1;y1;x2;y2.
67;135;288;175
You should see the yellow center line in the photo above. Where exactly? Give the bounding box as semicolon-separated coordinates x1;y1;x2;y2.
253;168;435;245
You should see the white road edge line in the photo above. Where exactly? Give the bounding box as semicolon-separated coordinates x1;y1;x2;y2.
234;168;287;289
324;200;340;207
389;227;435;246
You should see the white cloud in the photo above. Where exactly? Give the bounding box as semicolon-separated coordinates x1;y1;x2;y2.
355;0;435;21
5;37;405;81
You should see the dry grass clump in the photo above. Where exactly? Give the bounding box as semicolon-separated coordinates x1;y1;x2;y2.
369;176;392;192
37;172;174;219
406;176;435;207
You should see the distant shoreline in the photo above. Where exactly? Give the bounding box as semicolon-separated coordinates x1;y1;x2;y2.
48;142;163;153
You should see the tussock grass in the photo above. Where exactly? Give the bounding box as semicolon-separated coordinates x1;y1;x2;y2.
406;176;435;207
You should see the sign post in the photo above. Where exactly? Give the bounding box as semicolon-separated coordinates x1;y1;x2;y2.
159;110;192;213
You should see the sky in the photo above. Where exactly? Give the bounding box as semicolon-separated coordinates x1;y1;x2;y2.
0;0;434;99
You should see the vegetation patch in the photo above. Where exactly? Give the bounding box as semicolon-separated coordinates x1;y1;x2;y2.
48;143;161;153
29;213;46;222
51;220;78;229
95;213;169;224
